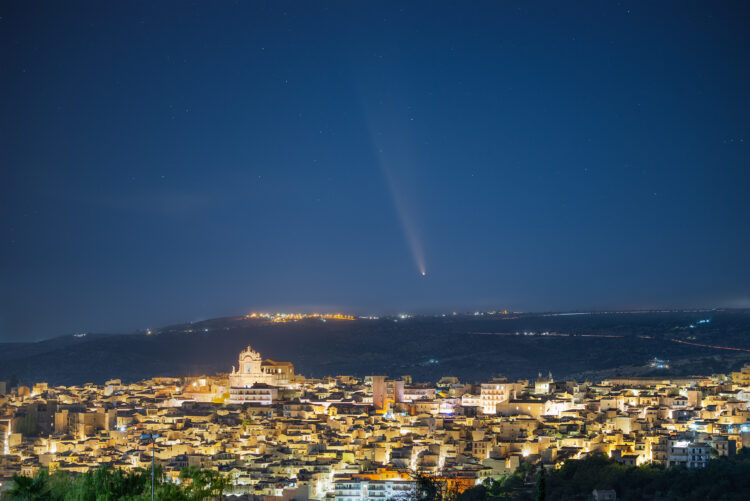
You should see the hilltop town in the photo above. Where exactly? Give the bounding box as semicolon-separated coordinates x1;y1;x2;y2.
2;346;750;500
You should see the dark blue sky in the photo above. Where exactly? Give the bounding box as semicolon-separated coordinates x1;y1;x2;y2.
1;1;749;341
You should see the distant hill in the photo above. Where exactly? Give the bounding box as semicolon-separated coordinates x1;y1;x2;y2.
2;311;750;386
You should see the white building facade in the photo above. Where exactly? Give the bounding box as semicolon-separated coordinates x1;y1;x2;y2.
335;479;415;501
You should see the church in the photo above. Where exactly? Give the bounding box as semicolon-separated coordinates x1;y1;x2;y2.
228;345;295;388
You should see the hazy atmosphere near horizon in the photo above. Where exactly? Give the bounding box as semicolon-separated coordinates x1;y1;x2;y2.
1;1;749;342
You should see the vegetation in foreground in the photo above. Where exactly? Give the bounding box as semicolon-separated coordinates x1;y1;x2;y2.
2;466;227;501
418;449;750;501
5;450;750;501
544;450;750;500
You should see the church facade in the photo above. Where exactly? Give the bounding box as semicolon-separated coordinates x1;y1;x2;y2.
228;345;295;389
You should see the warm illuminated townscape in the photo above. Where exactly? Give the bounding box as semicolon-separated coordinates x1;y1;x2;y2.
3;0;748;498
2;346;750;499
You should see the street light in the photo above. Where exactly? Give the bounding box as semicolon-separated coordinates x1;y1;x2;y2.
141;433;160;501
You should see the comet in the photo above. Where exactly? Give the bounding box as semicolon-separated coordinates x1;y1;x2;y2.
377;158;427;277
360;92;427;277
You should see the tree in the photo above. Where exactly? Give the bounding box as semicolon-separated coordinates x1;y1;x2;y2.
180;466;230;501
413;472;459;501
5;465;235;501
415;472;441;501
534;468;546;501
6;470;49;501
15;413;37;436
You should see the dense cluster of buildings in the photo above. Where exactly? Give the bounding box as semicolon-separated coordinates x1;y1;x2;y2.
245;313;356;323
2;346;750;500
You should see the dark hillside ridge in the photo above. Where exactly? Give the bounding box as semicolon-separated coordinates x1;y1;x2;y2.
2;310;750;386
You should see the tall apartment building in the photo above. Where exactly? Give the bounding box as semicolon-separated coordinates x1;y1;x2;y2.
480;380;523;414
372;376;387;411
372;376;409;411
228;383;278;405
667;439;710;468
335;478;415;501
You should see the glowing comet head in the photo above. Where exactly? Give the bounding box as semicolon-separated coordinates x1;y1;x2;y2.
421;271;426;277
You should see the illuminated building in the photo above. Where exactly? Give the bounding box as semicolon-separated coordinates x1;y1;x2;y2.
372;376;387;411
335;470;414;501
667;439;710;468
480;379;522;414
182;377;227;403
228;346;295;388
731;364;750;386
402;386;435;402
533;372;554;394
371;377;408;411
228;383;278;405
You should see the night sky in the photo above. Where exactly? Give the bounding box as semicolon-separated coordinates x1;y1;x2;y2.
1;1;749;341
